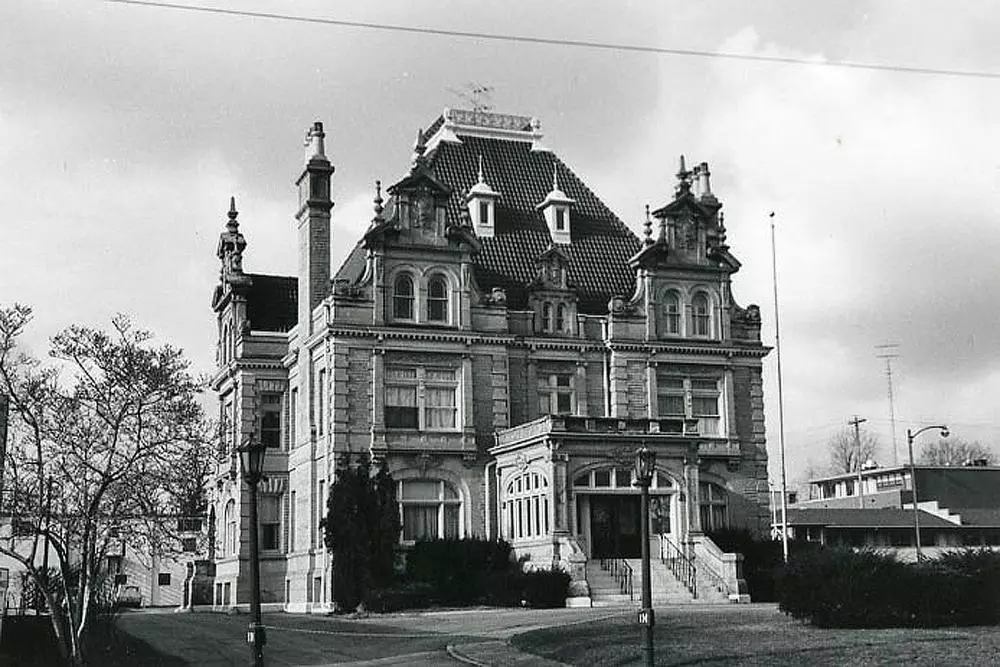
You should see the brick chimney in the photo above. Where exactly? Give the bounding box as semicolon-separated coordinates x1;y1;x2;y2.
294;121;334;335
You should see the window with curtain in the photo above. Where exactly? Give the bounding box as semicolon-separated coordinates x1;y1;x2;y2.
385;366;458;431
398;479;461;541
663;290;681;335
699;482;728;532
427;275;448;323
656;374;721;435
392;274;415;320
690;292;711;337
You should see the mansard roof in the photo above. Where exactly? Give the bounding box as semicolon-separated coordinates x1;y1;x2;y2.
246;274;297;332
335;121;640;315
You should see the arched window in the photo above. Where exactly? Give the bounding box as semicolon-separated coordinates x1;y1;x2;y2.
555;304;566;333
503;471;550;540
392;274;414;320
221;323;230;364
542;302;553;332
398;479;461;540
691;292;711;337
224;500;236;557
427;275;448;322
663;291;681;335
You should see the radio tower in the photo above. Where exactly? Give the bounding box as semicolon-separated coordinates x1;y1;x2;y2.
875;343;900;466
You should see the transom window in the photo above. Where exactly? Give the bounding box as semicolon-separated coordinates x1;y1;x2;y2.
392;274;415;320
427;275;448;322
573;467;673;490
398;479;461;541
656;374;721;435
538;373;574;415
503;471;550;540
385;366;458;431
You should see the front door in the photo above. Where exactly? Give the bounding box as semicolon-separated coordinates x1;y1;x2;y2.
589;495;642;558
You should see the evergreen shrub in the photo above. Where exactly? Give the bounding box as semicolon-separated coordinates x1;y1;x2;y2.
777;547;1000;628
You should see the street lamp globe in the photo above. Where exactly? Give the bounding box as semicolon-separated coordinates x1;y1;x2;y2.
239;437;266;485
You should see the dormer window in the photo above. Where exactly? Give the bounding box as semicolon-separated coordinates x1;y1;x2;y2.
466;155;499;239
537;165;575;245
393;274;415;320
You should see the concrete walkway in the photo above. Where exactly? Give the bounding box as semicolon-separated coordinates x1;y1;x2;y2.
361;606;627;667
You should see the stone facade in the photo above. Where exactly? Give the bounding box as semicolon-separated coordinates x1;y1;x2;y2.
207;110;770;610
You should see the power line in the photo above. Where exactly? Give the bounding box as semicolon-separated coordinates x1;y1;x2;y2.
106;0;1000;81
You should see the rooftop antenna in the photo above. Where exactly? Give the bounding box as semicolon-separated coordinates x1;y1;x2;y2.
446;82;495;112
875;343;901;466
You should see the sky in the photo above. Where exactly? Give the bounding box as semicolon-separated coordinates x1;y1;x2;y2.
3;0;1000;486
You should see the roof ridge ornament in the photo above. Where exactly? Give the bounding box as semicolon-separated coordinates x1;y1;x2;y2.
372;180;384;220
412;128;427;167
477;154;486;184
643;204;653;246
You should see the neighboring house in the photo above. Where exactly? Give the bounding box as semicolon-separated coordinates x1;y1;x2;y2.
0;515;205;611
208;108;771;610
783;465;1000;559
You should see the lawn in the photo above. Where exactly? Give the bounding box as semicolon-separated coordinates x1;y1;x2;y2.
513;604;1000;666
116;610;478;666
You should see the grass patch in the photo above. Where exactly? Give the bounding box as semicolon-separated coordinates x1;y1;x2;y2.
513;605;1000;666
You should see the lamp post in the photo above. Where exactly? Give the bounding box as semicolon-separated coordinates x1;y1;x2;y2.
906;425;949;561
238;436;267;667
634;446;656;667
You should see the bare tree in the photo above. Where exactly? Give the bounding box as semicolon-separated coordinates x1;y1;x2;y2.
918;437;996;466
0;305;209;666
827;426;880;474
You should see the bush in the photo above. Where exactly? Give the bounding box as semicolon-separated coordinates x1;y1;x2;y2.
708;528;784;602
777;547;1000;628
364;582;435;613
405;538;514;606
519;569;572;608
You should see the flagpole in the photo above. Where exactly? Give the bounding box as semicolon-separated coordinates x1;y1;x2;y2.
770;211;790;563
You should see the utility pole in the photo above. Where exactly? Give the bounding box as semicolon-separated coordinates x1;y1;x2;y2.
769;212;789;562
875;343;900;466
848;416;868;508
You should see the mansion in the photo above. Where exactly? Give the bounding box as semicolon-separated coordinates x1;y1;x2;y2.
208;109;771;610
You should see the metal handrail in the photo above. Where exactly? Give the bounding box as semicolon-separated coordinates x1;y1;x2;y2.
659;535;697;598
599;556;635;601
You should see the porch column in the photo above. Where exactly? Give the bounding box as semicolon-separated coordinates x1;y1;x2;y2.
685;455;702;535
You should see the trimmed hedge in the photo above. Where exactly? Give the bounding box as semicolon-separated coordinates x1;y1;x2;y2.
364;538;571;611
778;547;1000;627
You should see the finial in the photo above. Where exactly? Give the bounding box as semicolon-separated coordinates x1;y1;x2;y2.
552;163;560;192
675;154;692;195
226;196;239;232
718;211;728;248
477;154;485;184
373;180;384;218
412;128;426;165
643;204;653;246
